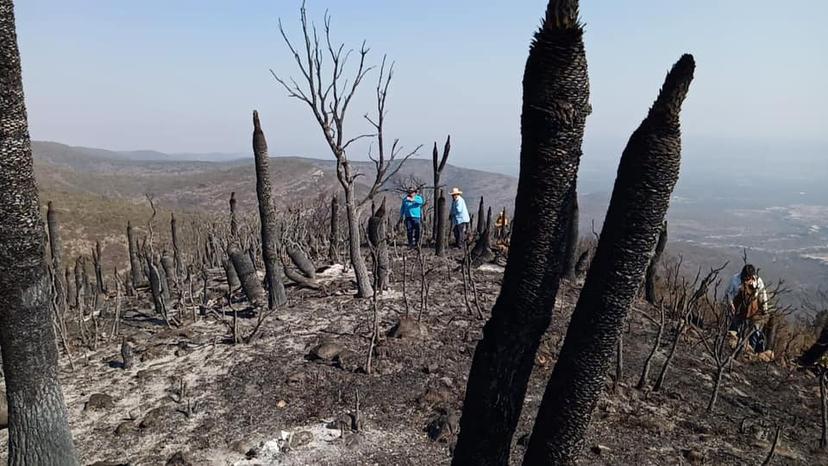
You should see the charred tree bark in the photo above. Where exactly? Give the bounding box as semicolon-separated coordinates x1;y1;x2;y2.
476;197;486;236
222;257;241;292
435;189;448;256
431;136;450;242
228;245;266;308
252;111;287;309
368;198;389;291
92;240;105;294
562;184;579;281
171;213;183;275
229;192;238;239
287;244;316;279
800;325;828;366
328;195;340;264
453;3;590;463
46;201;66;315
343;183;374;297
644;220;668;304
127;221;143;289
0;1;79;461
524;54;694;464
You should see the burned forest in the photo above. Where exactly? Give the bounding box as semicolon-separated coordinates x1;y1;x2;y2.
2;0;828;465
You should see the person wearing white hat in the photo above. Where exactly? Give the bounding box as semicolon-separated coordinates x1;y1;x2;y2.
449;187;470;249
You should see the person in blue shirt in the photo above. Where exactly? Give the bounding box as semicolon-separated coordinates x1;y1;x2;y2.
400;187;425;248
449;187;470;249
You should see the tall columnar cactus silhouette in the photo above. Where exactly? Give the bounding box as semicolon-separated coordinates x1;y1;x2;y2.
47;201;66;314
127;220;143;289
435;189;448;256
0;0;79;463
452;1;590;463
562;184;580;281
328;195;340;264
644;220;668;304
523;54;695;464
431;136;450;242
229;191;239;238
367;198;390;290
252;110;287;309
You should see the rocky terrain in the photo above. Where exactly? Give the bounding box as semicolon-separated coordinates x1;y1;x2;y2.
2;247;827;465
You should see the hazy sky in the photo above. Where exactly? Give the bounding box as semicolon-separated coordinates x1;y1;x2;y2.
14;0;828;177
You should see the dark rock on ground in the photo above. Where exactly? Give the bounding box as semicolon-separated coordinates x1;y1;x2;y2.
85;393;115;411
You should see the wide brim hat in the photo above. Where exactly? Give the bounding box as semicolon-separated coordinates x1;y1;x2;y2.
449;187;463;195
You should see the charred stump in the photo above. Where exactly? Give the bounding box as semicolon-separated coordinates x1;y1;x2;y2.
127;221;143;289
228;245;266;308
287;244;316;279
368;198;390;291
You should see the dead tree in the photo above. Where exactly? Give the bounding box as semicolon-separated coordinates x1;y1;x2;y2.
252;111;287;309
271;6;419;297
644;220;668;304
562;184;579;281
229;192;239;238
171;212;183;275
476;197;485;236
636;302;666;390
91;240;106;294
286;243;316;279
0;1;79;461
127;220;143;289
434;189;448;256
431;136;450;241
820;368;828;450
524;54;695;464
328;195;340;263
367;198;390;291
46;201;66;315
452;2;591;462
228;245;266;308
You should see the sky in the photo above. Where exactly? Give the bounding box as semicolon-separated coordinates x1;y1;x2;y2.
13;0;828;179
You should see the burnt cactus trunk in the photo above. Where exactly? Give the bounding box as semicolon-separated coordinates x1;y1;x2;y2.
800;325;828;366
431;136;450;242
476;197;486;236
0;1;79;462
287;244;316;279
228;245;266;308
92;240;106;294
171;213;183;275
229;192;238;238
47;201;66;314
127;221;143;289
524;54;694;464
562;184;580;281
644;220;668;304
252;110;287;309
222;257;241;292
453;1;590;463
368;198;390;290
435;189;448;256
328;195;340;264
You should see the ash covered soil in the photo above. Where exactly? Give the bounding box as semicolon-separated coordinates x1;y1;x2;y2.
2;250;827;465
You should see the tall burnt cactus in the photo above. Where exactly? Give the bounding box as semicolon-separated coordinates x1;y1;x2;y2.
328;195;340;264
431;136;450;242
229;192;238;238
47;201;66;314
252;110;287;309
0;0;79;462
524;54;695;464
127;221;143;289
452;0;590;463
367;198;390;290
229;245;266;308
435;189;448;256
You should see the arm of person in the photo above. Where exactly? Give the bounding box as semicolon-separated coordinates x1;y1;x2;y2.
723;276;738;309
758;278;769;312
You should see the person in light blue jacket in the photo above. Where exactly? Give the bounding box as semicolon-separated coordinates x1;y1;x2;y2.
449;187;470;249
400;187;425;248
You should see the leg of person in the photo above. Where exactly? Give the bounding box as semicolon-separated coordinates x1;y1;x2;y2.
413;218;421;247
458;222;467;250
453;223;461;248
405;217;415;248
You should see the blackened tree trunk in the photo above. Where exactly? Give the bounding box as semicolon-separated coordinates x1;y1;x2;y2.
452;2;590;463
476;197;486;236
222;257;241;292
127;221;143;289
229;192;238;239
343;182;374;297
431;136;450;242
47;201;66;315
0;1;79;462
524;54;694;464
800;325;828;366
73;257;84;309
435;189;447;256
287;244;316;279
368;198;389;290
228;245;266;307
328;195;340;264
252;111;287;309
171;213;183;276
562;184;579;281
644;220;668;304
92;240;106;294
